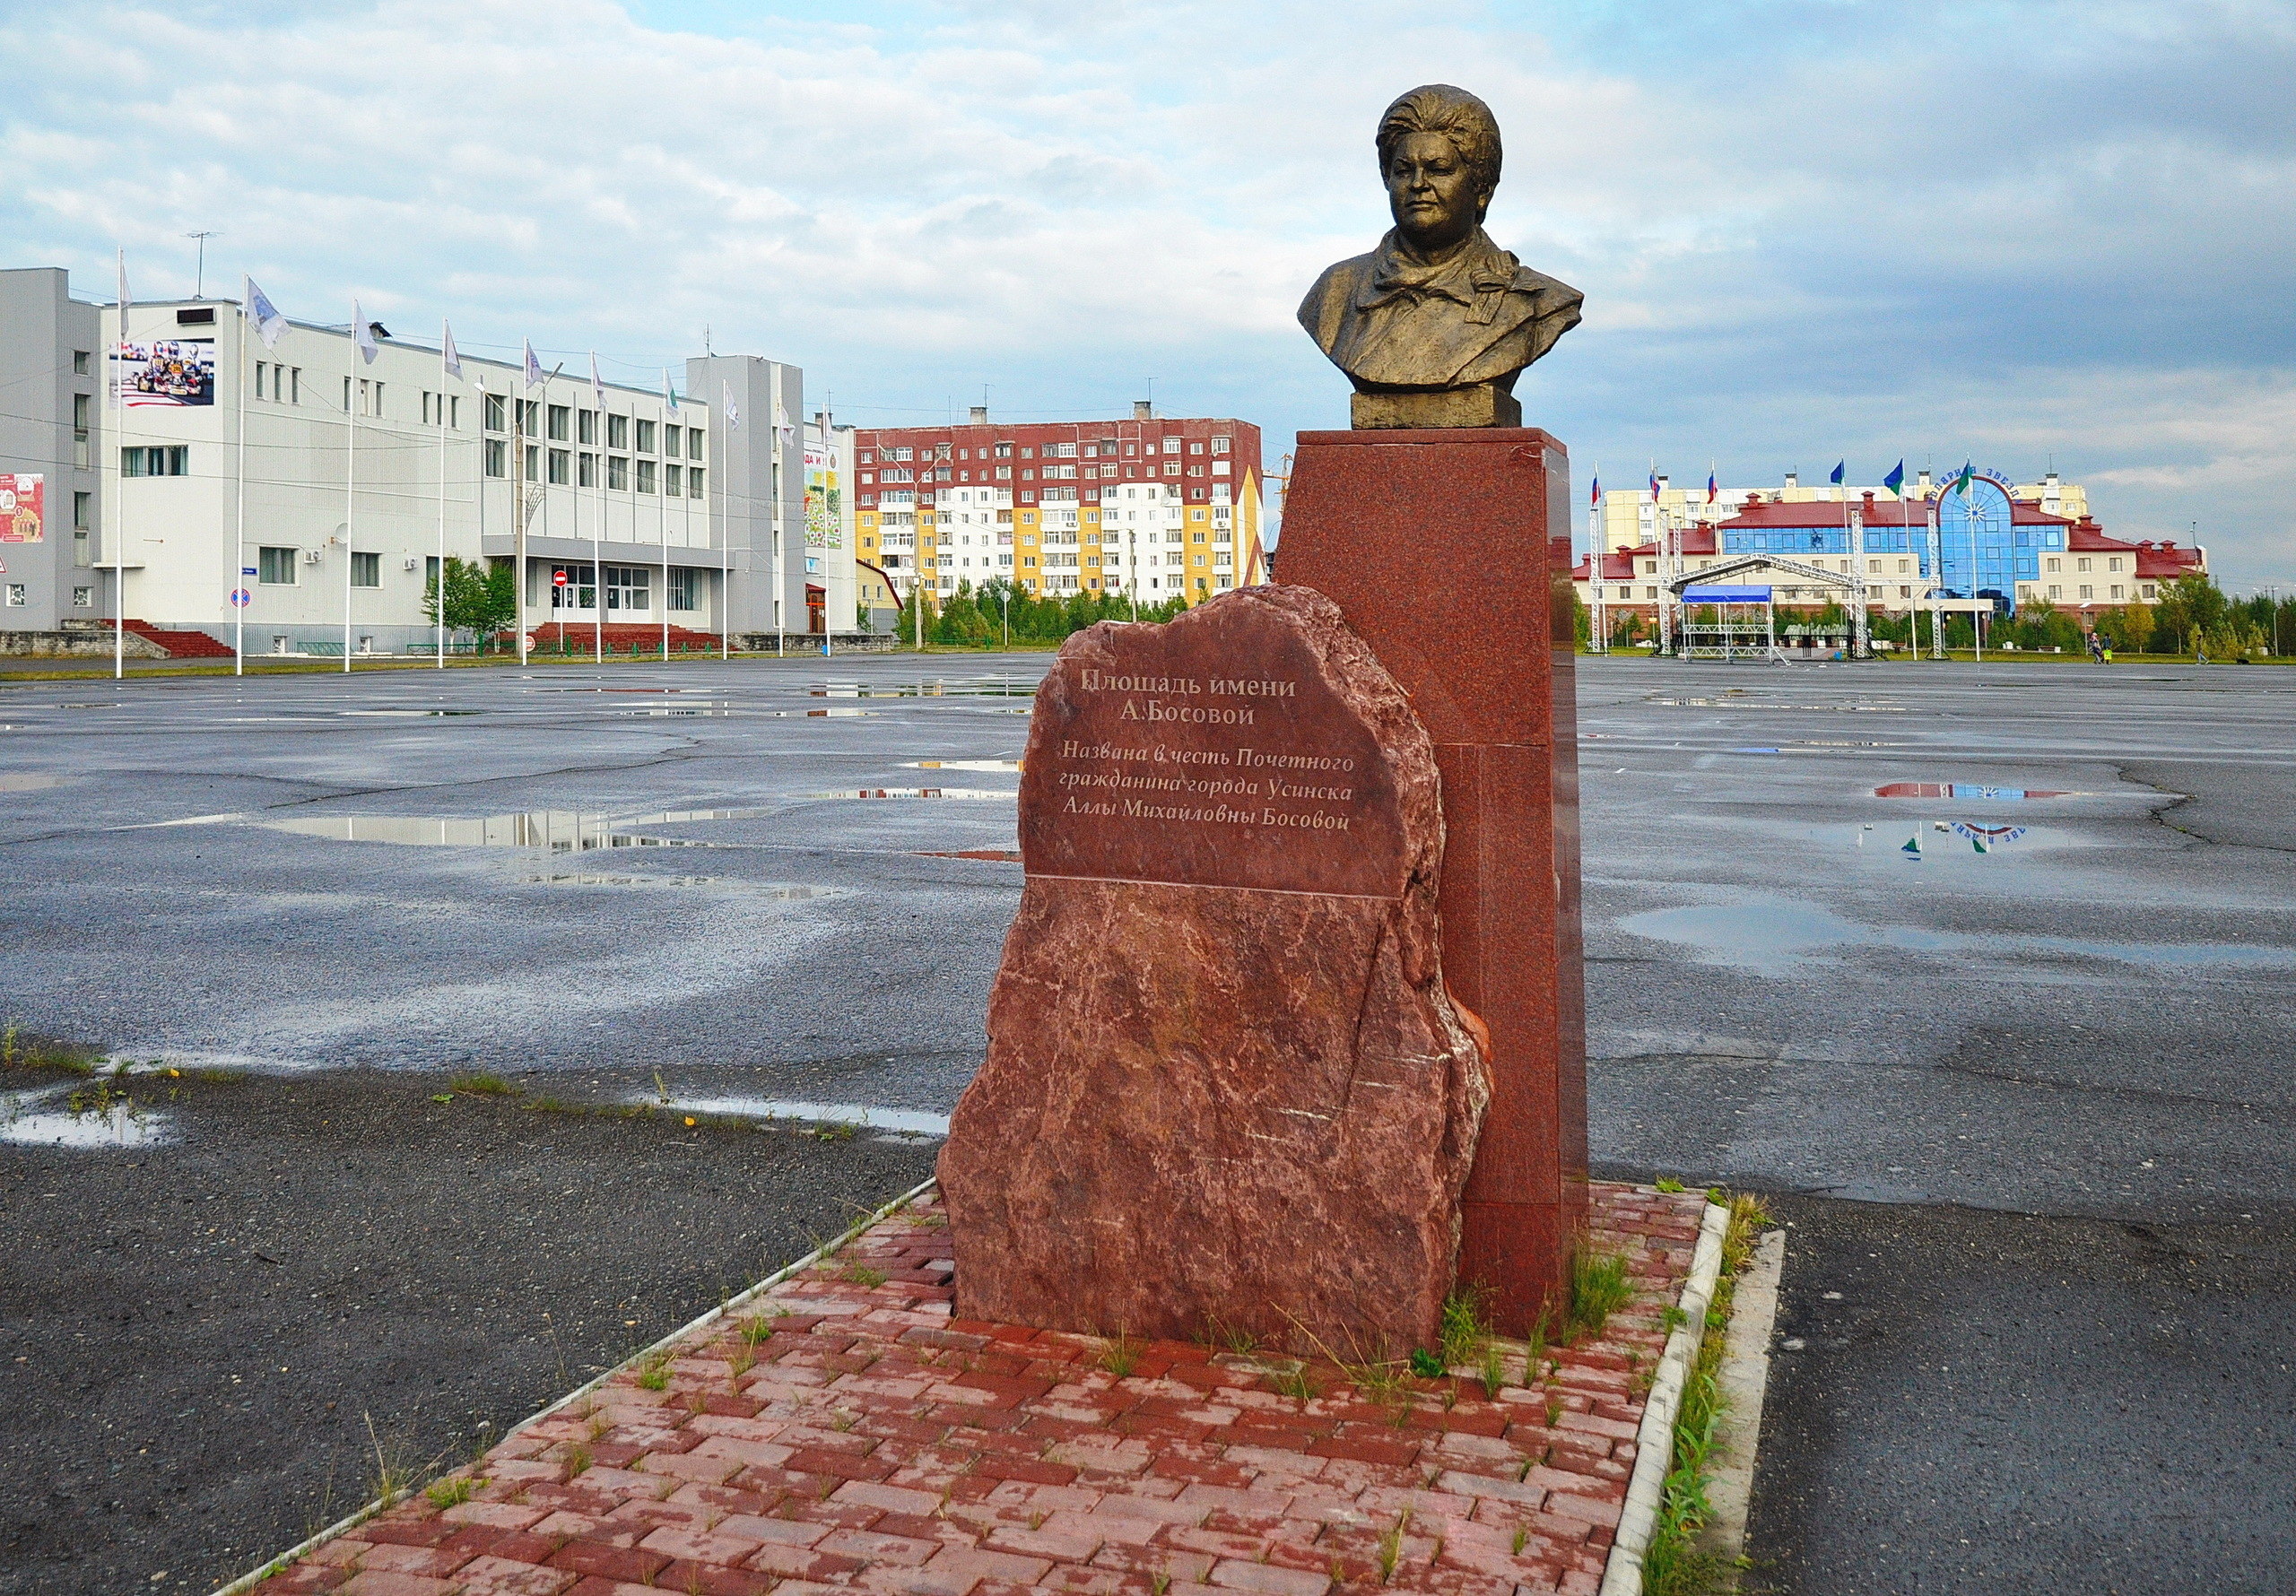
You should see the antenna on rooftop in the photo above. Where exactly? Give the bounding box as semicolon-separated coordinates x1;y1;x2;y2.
185;230;220;299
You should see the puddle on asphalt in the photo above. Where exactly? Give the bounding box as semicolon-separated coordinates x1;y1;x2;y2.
812;680;1035;698
906;759;1022;772
0;774;65;791
1874;782;2074;800
1649;697;1908;712
338;709;484;717
259;811;754;851
3;1103;170;1148
1620;897;2296;977
803;788;1014;801
520;873;718;887
664;1097;950;1136
915;848;1022;862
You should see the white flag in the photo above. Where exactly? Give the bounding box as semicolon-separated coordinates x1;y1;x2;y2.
245;275;287;349
663;368;678;412
352;300;379;365
117;247;130;314
524;340;544;389
441;319;462;380
589;351;605;410
722;380;740;431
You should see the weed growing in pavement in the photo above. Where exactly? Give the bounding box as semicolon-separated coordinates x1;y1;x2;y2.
1662;1305;1690;1333
0;1023;99;1077
1479;1342;1509;1400
1641;1190;1774;1596
1566;1248;1633;1342
1377;1510;1410;1583
1510;1525;1528;1557
1407;1347;1445;1378
362;1413;416;1500
1150;1574;1171;1596
189;1066;246;1083
1273;1366;1322;1403
727;1342;758;1380
426;1475;482;1509
450;1072;519;1096
1438;1289;1491;1371
840;1260;889;1288
1544;1394;1564;1427
1098;1333;1144;1378
562;1441;593;1478
653;1068;674;1106
1655;1177;1685;1193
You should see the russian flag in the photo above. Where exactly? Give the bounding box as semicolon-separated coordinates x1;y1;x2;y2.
1648;469;1661;502
1706;471;1718;504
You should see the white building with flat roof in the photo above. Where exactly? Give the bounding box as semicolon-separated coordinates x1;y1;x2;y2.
3;265;843;655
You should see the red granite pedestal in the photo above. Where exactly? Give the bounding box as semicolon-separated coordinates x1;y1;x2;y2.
1276;428;1589;1335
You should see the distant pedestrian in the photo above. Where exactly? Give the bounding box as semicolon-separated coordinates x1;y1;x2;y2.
2196;646;2209;665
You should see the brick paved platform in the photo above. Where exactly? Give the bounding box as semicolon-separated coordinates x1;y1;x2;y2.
257;1183;1707;1596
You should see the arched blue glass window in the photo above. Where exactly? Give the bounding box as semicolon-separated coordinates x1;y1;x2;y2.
1935;476;2015;608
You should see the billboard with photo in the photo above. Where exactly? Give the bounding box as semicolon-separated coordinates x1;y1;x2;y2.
0;473;44;543
111;338;216;407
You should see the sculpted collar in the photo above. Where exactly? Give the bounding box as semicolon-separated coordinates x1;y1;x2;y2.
1356;229;1521;325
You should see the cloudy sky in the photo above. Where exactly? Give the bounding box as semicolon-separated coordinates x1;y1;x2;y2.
4;0;2291;584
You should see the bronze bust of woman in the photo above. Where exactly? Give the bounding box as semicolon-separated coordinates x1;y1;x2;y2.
1299;84;1582;429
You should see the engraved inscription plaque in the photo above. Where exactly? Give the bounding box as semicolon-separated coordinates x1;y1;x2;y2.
940;585;1490;1349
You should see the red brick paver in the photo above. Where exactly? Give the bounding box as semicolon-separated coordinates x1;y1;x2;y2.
273;1184;1703;1596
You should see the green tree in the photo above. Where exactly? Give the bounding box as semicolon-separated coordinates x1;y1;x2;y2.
935;581;992;646
423;557;517;649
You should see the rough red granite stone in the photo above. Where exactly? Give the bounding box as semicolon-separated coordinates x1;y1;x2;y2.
939;585;1489;1350
1274;429;1589;1334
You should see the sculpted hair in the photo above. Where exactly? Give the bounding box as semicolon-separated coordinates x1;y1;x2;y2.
1376;84;1502;211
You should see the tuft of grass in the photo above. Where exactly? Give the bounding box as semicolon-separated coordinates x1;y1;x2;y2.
726;1342;758;1380
1655;1176;1685;1193
426;1475;482;1509
1438;1289;1490;1371
840;1261;889;1288
526;1095;586;1115
449;1071;519;1097
1377;1510;1410;1583
635;1349;674;1391
362;1413;416;1501
1565;1247;1633;1342
1273;1366;1322;1403
561;1441;593;1478
1479;1341;1509;1400
1641;1188;1775;1596
1150;1574;1171;1596
1;1024;100;1077
1098;1333;1144;1379
1510;1525;1527;1557
1407;1348;1445;1379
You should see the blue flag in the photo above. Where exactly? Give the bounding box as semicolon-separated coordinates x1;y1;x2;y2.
1883;459;1905;497
1830;461;1846;486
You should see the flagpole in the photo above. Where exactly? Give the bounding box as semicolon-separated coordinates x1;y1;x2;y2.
772;363;786;661
234;282;247;677
114;252;127;681
436;326;448;670
344;308;356;673
516;358;529;667
601;369;610;665
662;372;673;665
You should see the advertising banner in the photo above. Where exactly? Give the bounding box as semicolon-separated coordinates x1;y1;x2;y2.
112;338;216;406
804;441;843;551
0;473;44;543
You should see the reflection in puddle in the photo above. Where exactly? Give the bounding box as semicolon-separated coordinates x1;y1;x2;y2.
803;788;1014;801
1621;896;2296;977
521;873;718;887
907;759;1022;772
916;848;1022;862
262;812;709;850
1874;782;2073;800
3;1106;170;1148
338;709;483;717
667;1097;950;1136
812;679;1035;698
1650;697;1908;713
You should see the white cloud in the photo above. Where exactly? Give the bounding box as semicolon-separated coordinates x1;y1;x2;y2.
3;0;2290;581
